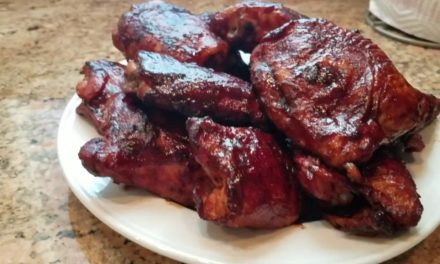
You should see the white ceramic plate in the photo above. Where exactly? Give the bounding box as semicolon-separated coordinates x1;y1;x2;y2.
58;94;440;264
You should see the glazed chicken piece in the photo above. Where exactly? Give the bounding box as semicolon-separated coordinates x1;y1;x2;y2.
76;60;187;141
112;0;228;70
76;60;203;207
359;153;423;229
125;51;267;128
251;18;440;168
292;152;354;206
76;60;126;134
206;0;305;52
325;151;422;235
186;117;300;228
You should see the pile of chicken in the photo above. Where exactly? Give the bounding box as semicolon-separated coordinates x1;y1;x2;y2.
76;0;440;235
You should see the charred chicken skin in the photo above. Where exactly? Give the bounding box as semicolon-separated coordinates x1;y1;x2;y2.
76;60;203;207
325;151;422;235
112;0;228;70
187;117;300;228
251;18;440;168
125;51;267;128
206;0;305;52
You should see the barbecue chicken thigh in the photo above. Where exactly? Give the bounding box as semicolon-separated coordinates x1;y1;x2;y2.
187;117;300;228
112;0;228;69
251;18;440;168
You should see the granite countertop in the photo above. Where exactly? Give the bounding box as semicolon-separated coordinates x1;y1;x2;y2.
1;0;439;263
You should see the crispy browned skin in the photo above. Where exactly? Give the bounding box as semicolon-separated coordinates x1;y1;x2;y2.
76;60;203;207
187;117;300;228
292;152;354;206
251;18;440;168
126;51;267;128
324;207;398;236
112;0;228;69
325;152;422;235
206;0;305;52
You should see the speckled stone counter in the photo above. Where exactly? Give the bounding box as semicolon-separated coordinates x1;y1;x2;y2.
1;0;439;263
